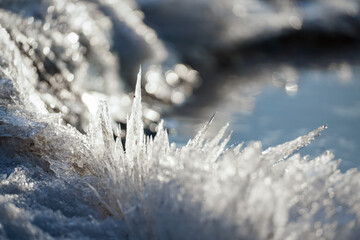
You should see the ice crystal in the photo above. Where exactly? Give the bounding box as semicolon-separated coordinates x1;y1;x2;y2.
81;72;360;239
1;14;360;240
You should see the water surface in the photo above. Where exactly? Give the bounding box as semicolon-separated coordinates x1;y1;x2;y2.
165;50;360;172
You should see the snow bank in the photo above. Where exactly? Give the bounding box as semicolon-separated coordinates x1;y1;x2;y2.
1;24;360;239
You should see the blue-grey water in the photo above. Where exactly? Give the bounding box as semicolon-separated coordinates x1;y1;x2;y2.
166;62;360;172
232;66;360;171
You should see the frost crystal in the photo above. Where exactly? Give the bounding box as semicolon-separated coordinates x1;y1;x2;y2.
0;22;360;240
83;72;360;240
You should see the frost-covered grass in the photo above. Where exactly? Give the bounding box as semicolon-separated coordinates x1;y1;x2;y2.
1;23;360;239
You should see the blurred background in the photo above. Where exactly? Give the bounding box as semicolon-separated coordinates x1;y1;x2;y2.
137;0;360;171
2;0;360;171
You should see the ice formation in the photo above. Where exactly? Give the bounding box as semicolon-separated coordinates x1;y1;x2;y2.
1;0;360;239
1;22;360;238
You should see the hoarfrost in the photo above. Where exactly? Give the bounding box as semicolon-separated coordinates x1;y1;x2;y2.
1;13;360;240
82;74;360;240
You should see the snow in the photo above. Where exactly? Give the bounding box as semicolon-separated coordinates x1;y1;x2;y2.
1;31;360;237
1;0;360;239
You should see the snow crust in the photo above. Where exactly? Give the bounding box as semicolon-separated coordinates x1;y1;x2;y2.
1;0;360;238
1;24;360;239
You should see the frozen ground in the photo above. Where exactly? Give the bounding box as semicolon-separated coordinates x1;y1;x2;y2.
1;0;360;239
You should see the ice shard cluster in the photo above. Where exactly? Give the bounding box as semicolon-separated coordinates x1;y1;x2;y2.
1;23;360;238
1;0;360;239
